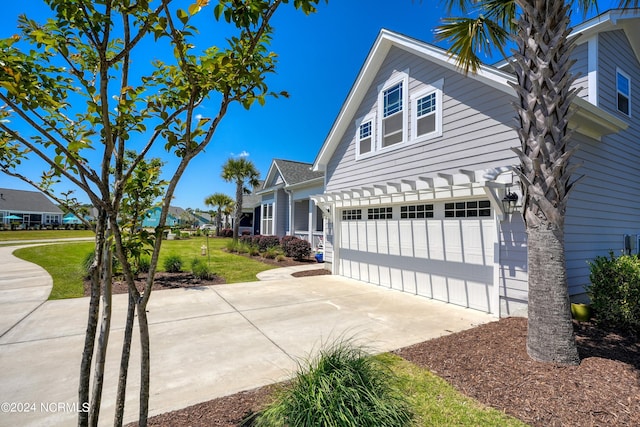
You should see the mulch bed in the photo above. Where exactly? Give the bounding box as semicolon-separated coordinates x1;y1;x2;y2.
131;317;638;427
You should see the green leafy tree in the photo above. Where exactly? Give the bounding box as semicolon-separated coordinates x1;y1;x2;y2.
436;0;637;365
204;192;234;236
0;0;322;425
221;157;260;240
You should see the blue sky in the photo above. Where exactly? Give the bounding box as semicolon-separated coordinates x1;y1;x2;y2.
0;1;620;210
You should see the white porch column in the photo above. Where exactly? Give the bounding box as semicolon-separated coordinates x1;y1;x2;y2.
309;199;315;245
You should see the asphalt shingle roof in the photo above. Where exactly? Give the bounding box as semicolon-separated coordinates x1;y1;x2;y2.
272;159;323;186
0;188;63;214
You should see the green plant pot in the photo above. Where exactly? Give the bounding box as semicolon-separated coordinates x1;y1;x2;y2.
571;303;591;322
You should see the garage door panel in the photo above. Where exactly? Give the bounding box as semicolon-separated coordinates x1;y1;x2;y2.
338;210;494;313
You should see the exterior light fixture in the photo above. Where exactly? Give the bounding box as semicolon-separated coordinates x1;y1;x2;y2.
502;191;519;214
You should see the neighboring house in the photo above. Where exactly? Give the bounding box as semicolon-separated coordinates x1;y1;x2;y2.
258;159;324;248
62;212;83;225
141;206;188;228
0;188;63;228
241;190;261;235
312;10;639;317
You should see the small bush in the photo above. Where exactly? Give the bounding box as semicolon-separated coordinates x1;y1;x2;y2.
226;239;238;252
588;252;640;333
190;257;214;280
280;235;298;255
137;256;151;274
255;341;413;427
286;238;312;260
263;246;282;259
258;235;281;252
163;254;183;273
221;228;233;238
276;254;286;262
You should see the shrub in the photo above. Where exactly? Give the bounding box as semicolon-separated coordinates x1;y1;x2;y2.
254;341;413;427
190;257;214;280
258;235;281;252
588;252;640;333
221;228;233;238
163;254;183;273
285;238;311;260
280;235;298;255
263;246;282;259
137;256;151;274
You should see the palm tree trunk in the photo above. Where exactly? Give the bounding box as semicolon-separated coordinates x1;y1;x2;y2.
511;0;580;365
234;180;243;241
526;226;579;364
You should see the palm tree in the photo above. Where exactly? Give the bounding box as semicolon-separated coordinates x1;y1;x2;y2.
204;192;234;236
221;157;260;240
436;0;637;365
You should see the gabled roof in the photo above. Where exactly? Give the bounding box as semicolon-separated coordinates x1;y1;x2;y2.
573;8;640;56
261;159;324;191
0;188;63;214
313;26;627;171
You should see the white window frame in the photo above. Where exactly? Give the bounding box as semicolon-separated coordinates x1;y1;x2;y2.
411;78;443;142
355;113;376;159
377;70;409;152
616;68;631;117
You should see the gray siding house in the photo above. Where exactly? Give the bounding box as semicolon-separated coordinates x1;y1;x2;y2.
312;9;638;317
0;188;63;228
258;159;324;249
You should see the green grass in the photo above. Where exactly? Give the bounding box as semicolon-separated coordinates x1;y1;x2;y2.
0;229;94;242
387;353;528;426
12;236;276;300
14;242;94;300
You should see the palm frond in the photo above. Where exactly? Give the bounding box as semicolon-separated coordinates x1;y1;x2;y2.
435;16;509;74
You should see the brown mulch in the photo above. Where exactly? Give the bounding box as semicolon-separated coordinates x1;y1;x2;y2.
133;317;638;427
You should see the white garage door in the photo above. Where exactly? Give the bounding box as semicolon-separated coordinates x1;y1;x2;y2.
338;201;494;312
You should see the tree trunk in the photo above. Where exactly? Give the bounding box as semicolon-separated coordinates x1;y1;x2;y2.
137;301;151;427
88;238;113;426
78;213;106;427
233;181;243;241
113;291;136;427
526;225;579;364
511;0;580;365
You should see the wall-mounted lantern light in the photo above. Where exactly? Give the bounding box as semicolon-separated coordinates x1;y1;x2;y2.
502;191;519;214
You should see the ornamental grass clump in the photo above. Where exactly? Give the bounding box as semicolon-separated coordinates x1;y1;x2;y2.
254;341;413;427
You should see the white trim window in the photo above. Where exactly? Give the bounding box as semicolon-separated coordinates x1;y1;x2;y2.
261;203;273;235
377;71;408;150
616;68;631;116
355;114;375;158
411;78;443;141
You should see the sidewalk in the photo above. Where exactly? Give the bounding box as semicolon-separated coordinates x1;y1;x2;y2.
256;263;327;280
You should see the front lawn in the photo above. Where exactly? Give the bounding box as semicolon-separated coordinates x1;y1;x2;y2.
13;237;276;300
0;229;94;242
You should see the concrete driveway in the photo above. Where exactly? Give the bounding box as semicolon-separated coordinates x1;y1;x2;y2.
0;245;494;426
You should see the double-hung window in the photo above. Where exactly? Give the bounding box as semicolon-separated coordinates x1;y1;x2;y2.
355;115;375;157
378;71;408;149
617;68;631;116
411;79;443;141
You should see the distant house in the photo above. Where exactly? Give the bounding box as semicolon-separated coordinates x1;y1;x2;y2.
0;188;63;228
257;159;324;248
62;212;83;225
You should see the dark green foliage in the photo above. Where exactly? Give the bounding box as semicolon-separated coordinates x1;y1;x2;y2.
588;252;640;333
280;235;298;254
190;257;214;280
255;341;413;427
282;236;311;260
163;254;183;273
137;256;151;274
258;235;280;252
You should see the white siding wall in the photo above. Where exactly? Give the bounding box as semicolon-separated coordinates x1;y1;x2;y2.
499;214;528;316
572;41;589;100
325;46;520;194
